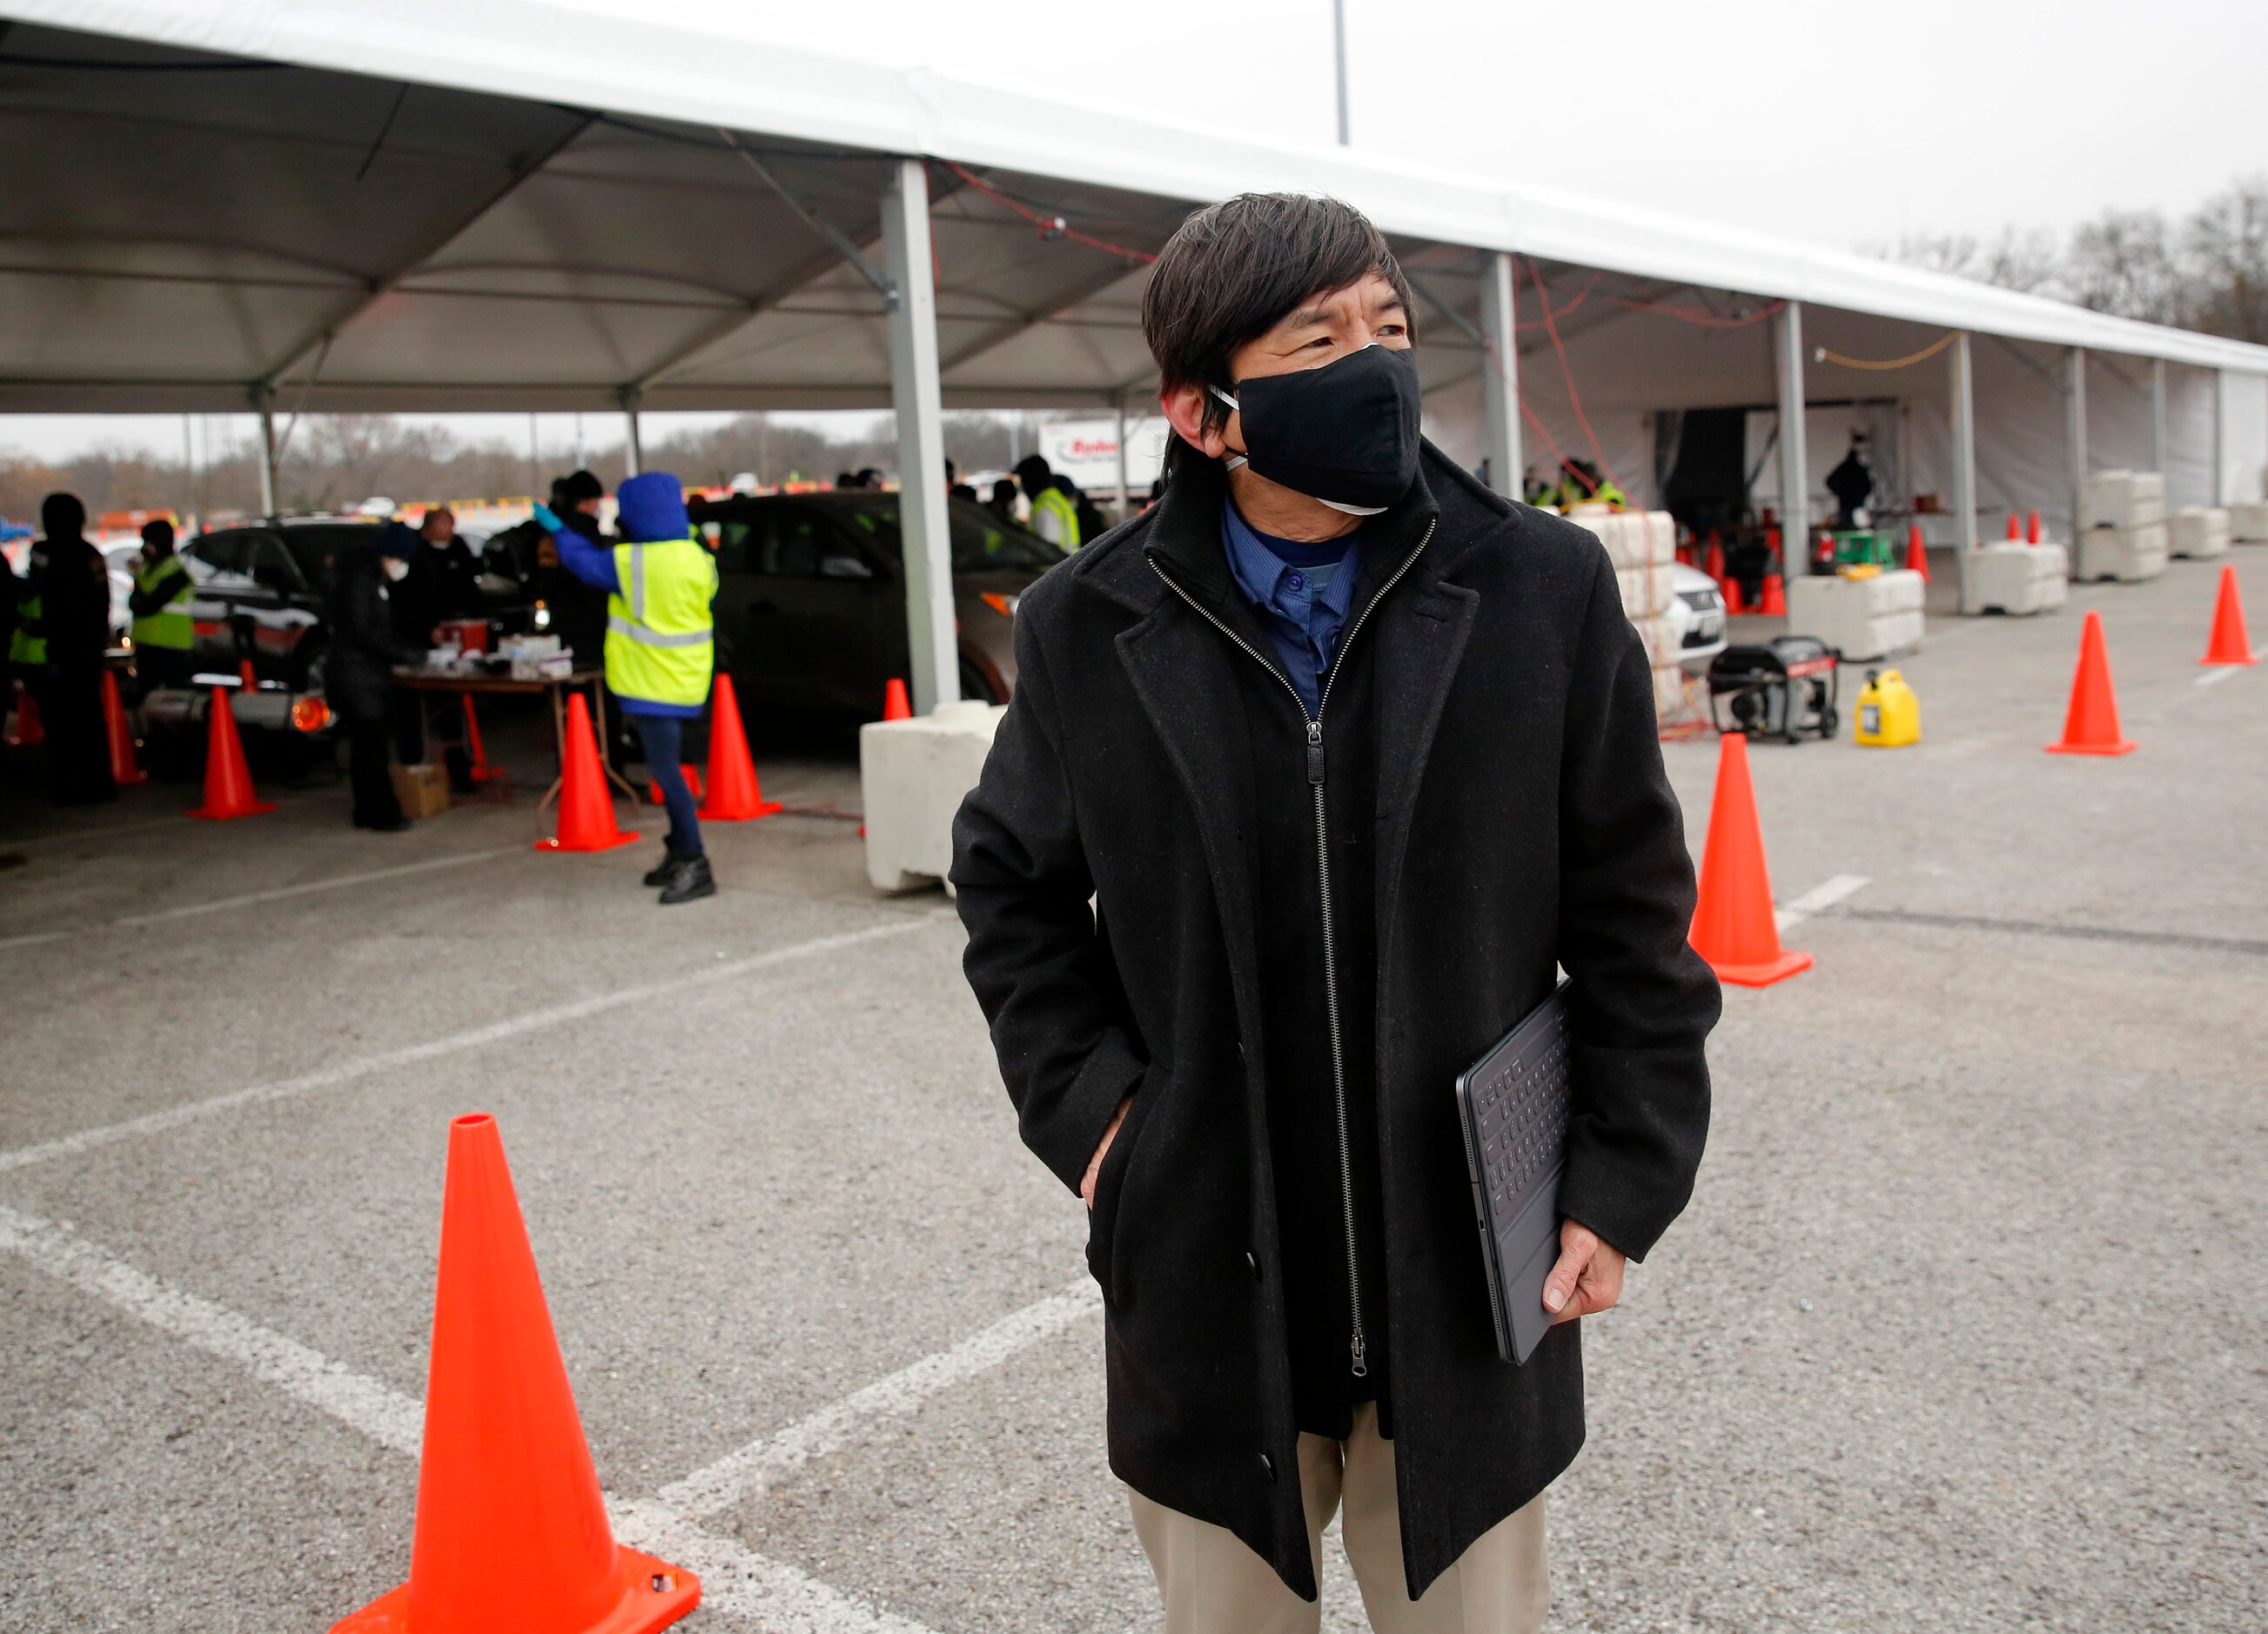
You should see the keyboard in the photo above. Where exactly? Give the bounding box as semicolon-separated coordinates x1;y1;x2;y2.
1453;981;1574;1363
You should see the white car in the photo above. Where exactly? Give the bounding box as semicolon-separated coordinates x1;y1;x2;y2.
1666;562;1728;672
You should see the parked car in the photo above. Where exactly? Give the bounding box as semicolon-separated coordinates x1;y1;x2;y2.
138;516;531;758
1667;561;1728;672
689;491;1068;712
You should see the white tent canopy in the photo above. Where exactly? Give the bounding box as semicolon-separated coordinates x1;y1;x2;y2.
6;0;2268;702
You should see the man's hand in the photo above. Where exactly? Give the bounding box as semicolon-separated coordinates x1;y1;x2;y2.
1080;1096;1132;1210
1542;1219;1626;1324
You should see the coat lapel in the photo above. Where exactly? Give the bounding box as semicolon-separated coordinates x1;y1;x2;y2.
1372;556;1479;977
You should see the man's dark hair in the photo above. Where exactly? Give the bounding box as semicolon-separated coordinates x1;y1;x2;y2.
560;469;604;506
1013;453;1052;492
141;517;175;553
41;492;86;539
1142;193;1415;477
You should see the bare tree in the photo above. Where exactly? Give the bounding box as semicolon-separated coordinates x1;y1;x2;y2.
2065;209;2184;323
2184;175;2268;345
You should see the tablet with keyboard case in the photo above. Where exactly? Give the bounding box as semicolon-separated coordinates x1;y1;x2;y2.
1453;980;1574;1364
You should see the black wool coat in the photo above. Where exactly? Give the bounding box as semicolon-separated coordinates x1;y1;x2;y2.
325;542;426;722
951;445;1718;1599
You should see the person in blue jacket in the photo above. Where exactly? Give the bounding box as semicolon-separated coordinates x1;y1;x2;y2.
533;472;719;905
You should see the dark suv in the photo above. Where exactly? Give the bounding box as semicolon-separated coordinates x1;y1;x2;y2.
690;492;1067;711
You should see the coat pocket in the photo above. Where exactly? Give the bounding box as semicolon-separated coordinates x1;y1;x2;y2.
1084;1064;1162;1296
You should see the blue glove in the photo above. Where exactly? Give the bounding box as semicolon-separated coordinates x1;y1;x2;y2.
532;502;564;532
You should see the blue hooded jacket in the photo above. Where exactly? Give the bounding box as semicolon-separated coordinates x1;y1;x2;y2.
552;471;708;718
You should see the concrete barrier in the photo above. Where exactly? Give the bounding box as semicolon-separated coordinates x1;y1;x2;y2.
2231;499;2268;544
1966;543;2070;615
2074;524;2169;583
859;700;1004;894
2167;506;2231;559
1786;569;1925;660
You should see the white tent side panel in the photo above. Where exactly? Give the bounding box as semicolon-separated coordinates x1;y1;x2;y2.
2218;372;2268;505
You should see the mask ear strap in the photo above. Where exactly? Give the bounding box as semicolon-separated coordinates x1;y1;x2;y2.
1207;385;1249;472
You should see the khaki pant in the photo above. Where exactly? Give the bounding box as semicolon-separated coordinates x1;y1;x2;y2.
1128;1405;1547;1634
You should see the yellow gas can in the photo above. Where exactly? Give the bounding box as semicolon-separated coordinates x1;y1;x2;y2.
1855;668;1920;747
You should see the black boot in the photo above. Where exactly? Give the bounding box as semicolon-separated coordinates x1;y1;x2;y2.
642;844;680;887
656;852;715;906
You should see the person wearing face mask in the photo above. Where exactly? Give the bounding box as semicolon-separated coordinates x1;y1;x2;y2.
325;523;426;831
952;194;1717;1632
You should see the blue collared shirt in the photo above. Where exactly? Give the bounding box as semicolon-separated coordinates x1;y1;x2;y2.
1220;502;1362;717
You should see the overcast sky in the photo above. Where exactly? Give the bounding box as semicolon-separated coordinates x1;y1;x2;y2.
8;0;2264;463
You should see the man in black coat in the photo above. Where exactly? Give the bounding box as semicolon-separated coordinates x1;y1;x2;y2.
390;506;484;793
33;492;117;805
952;195;1717;1631
327;525;425;831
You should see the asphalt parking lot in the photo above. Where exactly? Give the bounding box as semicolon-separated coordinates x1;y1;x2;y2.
2;553;2262;1633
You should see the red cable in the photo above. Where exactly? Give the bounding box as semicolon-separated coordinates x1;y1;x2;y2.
1605;294;1785;329
1513;271;1603;332
1521;257;1629;497
943;162;1157;264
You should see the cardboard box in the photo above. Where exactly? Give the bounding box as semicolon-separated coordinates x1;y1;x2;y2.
390;761;451;820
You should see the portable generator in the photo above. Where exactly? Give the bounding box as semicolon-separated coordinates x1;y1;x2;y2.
1706;635;1842;743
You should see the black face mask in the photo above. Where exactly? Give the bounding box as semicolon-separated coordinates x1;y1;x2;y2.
1214;344;1422;514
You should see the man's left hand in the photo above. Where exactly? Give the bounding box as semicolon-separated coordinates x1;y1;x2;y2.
1542;1220;1625;1324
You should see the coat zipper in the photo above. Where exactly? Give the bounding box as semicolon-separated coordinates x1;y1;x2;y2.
1148;517;1435;1383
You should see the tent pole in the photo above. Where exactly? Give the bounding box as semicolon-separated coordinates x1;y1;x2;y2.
1478;251;1521;499
1950;331;1977;613
2065;348;2087;545
1775;301;1807;564
622;390;644;478
881;155;957;715
2150;358;2167;475
1332;0;1350;144
1113;392;1131;525
2212;369;2227;506
256;398;279;519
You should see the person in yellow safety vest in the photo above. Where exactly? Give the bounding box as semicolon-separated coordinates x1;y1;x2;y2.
128;517;197;691
536;470;719;905
1014;453;1082;551
1552;459;1627;513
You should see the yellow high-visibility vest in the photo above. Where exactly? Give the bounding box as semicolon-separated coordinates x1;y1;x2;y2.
603;534;717;707
1029;486;1082;550
8;549;44;666
131;555;195;651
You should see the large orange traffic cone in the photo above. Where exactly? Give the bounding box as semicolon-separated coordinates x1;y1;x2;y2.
536;693;638;852
2198;565;2258;666
187;685;275;819
1689;733;1812;988
699;675;781;820
331;1114;700;1634
2045;609;2137;756
882;677;912;720
5;679;44;747
102;672;147;787
647;764;704;804
1905;523;1929;582
1759;572;1788;616
460;695;507;784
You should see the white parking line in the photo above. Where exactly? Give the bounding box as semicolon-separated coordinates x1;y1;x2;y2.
0;915;939;1176
0;1200;943;1634
110;848;517;928
2194;666;2239;688
660;1277;1102;1518
1775;874;1871;933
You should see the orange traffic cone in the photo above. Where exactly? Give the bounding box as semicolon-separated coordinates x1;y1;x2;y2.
460;695;506;784
102;672;147;787
187;685;274;820
1689;733;1812;987
1759;573;1788;616
648;764;704;803
882;677;912;720
2199;565;2258;666
1703;533;1725;584
1905;523;1929;582
330;1114;700;1634
2045;609;2137;756
1723;577;1746;615
2006;513;2022;542
5;679;43;747
699;675;782;821
2026;510;2043;546
536;693;638;852
238;658;258;691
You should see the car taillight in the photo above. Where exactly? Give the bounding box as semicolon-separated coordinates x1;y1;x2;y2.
291;696;332;733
